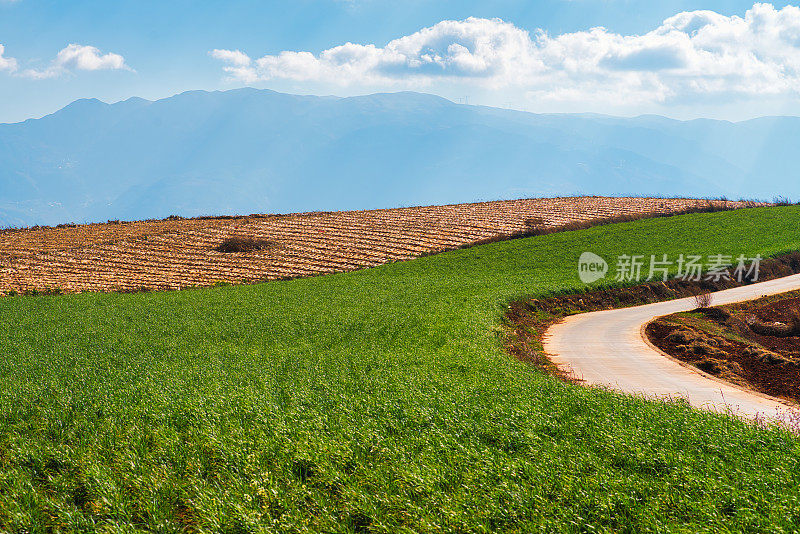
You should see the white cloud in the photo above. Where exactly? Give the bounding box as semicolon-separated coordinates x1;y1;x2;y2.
55;44;127;71
210;48;251;67
209;49;256;82
0;44;18;73
211;3;800;107
0;43;130;79
215;18;542;86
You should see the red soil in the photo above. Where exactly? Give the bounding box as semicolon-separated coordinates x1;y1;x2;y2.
647;292;800;404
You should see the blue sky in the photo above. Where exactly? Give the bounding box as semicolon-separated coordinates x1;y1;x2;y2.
2;1;800;122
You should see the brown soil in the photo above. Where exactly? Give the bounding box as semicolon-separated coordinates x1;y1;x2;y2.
646;292;800;404
0;196;751;295
504;252;800;383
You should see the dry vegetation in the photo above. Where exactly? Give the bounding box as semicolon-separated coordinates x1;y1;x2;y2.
0;197;754;294
694;292;714;309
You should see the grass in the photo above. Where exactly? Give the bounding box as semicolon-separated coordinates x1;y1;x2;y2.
662;312;751;344
2;207;800;532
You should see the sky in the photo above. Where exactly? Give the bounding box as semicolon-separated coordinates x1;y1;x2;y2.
2;1;800;123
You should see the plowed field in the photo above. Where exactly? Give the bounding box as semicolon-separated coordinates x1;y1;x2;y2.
0;197;748;294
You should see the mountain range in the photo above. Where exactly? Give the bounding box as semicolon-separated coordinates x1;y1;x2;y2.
1;87;797;227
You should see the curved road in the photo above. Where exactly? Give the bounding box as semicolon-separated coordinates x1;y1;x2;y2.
543;273;800;421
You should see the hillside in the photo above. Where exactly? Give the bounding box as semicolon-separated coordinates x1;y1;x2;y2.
1;207;800;531
1;88;798;227
0;196;730;295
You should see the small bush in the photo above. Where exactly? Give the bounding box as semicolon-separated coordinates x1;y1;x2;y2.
524;217;545;229
216;237;276;253
693;293;713;309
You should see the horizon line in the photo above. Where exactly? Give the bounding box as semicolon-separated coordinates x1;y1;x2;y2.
5;87;800;126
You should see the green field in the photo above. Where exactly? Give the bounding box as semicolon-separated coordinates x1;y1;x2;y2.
2;207;800;533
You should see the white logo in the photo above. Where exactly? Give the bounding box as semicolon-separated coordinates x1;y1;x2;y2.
578;252;608;284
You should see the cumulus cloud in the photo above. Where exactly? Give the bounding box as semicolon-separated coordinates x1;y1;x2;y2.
0;43;130;79
214;18;542;86
0;44;18;73
211;3;800;106
209;49;256;82
55;44;127;71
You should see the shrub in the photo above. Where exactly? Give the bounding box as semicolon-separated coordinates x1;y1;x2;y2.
215;237;276;253
693;293;713;309
524;217;545;229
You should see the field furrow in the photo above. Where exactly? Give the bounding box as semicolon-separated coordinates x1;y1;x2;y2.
0;197;750;294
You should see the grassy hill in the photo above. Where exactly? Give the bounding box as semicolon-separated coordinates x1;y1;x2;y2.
2;207;800;532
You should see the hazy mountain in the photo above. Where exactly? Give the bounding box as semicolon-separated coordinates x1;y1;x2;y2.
0;88;796;227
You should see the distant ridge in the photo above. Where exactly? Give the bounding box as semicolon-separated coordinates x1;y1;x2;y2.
0;88;796;227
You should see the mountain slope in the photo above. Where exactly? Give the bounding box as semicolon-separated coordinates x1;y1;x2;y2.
0;88;795;226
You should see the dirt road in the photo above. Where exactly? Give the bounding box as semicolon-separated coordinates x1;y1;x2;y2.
543;274;800;421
